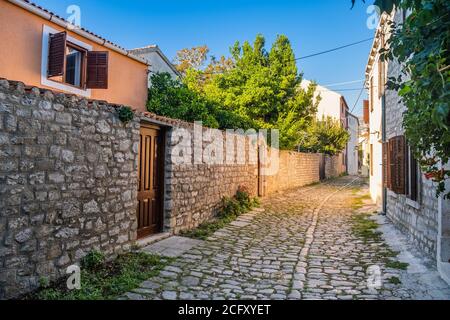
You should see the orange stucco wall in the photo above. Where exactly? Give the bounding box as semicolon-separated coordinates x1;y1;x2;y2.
0;1;148;111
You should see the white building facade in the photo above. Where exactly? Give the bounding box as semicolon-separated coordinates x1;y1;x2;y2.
346;112;359;176
365;19;386;207
129;45;180;86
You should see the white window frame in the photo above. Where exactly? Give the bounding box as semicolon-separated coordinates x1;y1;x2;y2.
41;25;92;97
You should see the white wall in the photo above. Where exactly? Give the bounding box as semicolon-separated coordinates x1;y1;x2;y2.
367;54;384;207
301;80;342;121
128;46;179;87
347;114;359;175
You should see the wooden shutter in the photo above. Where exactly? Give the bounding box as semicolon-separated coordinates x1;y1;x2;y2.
382;142;391;188
389;136;406;194
47;31;67;77
86;51;109;89
363;100;369;124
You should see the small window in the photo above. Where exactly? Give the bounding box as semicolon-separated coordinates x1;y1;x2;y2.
47;31;108;90
64;44;85;88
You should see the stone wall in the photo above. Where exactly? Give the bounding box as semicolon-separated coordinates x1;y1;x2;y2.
0;80;140;299
383;9;439;259
162;125;259;234
325;153;346;179
0;78;350;298
263;150;320;196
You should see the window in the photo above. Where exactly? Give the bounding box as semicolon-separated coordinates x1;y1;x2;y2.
44;27;109;94
64;44;85;87
384;135;420;202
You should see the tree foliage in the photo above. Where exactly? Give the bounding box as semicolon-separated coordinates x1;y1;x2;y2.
353;0;449;197
173;45;210;75
299;117;350;156
180;34;320;149
147;72;219;128
147;72;252;129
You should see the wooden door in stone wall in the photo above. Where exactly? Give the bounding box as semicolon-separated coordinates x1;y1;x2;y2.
137;124;164;238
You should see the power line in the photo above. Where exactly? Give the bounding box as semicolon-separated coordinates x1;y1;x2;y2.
295;37;374;60
193;37;375;75
321;79;365;87
350;86;366;114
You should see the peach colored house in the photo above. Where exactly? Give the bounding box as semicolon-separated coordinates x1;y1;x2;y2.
0;0;149;111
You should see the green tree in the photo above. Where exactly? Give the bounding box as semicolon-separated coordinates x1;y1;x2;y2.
299;117;350;156
185;34;319;149
147;72;219;128
147;72;252;130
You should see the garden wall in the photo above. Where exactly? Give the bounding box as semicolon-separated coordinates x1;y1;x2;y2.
0;79;349;298
263;150;321;196
0;80;140;299
161;124;259;234
325;153;346;178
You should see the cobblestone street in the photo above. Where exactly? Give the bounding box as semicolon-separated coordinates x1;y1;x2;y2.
125;176;450;300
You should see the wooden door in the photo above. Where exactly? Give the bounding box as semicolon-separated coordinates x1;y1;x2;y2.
137;125;164;238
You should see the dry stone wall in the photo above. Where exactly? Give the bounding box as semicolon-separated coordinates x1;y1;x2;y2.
0;80;140;299
263;150;320;196
162;126;259;234
325;153;346;178
0;79;349;298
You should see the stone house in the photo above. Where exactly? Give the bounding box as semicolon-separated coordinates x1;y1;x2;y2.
0;0;149;111
365;16;386;207
366;9;450;284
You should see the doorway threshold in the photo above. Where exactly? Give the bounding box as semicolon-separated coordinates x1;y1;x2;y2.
136;232;171;248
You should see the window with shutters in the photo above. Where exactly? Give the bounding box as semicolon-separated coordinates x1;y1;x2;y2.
41;25;109;96
385;137;421;202
386;136;407;195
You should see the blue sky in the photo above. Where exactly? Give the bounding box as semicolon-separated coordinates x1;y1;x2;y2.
35;0;376;116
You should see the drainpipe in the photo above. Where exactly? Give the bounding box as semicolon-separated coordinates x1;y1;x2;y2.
381;94;387;215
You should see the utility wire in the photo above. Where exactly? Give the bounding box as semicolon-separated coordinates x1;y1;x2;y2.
321;79;365;87
192;37;375;75
350;86;366;114
295;37;374;60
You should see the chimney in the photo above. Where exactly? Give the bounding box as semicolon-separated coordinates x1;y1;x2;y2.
363;100;369;124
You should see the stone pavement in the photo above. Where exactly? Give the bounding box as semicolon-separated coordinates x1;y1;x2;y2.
123;176;450;300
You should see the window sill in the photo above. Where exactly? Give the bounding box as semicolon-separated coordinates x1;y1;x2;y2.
405;198;420;210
